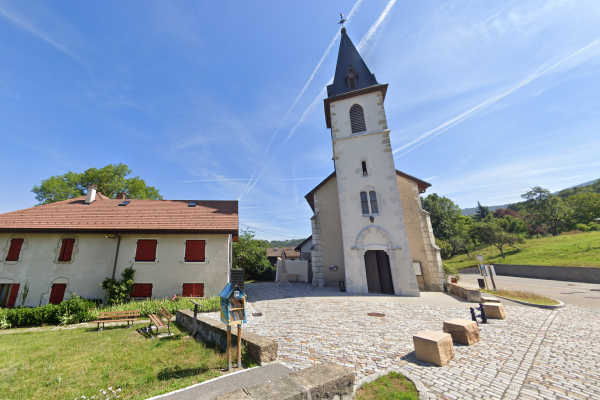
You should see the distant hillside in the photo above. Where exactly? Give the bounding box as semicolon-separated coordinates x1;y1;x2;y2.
268;238;305;248
461;178;600;215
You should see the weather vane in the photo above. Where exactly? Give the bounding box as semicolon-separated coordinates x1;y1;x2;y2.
338;13;347;27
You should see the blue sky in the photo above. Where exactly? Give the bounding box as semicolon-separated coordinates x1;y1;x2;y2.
1;0;599;240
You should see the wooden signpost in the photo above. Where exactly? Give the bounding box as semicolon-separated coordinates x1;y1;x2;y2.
219;283;247;371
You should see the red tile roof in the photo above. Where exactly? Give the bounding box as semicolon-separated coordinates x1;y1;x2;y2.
266;247;300;258
0;193;238;233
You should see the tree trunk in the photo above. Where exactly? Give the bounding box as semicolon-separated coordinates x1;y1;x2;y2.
495;245;506;259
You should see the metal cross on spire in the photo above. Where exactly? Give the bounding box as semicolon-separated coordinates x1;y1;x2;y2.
338;13;347;27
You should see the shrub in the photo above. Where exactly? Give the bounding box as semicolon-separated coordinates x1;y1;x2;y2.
588;222;600;231
575;223;591;232
435;238;453;260
442;264;457;283
101;267;135;305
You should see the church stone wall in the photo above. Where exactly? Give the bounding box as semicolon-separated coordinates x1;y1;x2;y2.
312;177;345;287
396;176;444;291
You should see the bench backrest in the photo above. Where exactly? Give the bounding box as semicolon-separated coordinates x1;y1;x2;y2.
98;310;140;320
159;307;173;320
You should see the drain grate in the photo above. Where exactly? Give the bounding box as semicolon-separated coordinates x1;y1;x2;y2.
367;312;385;317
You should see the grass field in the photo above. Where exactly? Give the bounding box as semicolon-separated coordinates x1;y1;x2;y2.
0;322;230;400
355;372;419;400
445;231;600;270
481;289;560;306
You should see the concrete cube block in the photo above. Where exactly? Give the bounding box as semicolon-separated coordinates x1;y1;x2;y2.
413;330;454;367
443;318;480;345
244;376;307;400
290;362;354;400
483;303;506;319
480;296;501;303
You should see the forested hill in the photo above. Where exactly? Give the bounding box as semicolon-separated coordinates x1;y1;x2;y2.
461;178;600;215
268;238;306;248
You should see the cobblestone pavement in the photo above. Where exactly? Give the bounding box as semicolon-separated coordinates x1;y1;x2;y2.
217;283;600;399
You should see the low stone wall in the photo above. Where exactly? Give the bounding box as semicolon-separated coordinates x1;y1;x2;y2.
446;282;481;303
492;264;600;283
216;362;355;400
176;310;277;365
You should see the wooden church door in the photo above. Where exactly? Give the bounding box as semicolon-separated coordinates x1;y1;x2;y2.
364;250;394;295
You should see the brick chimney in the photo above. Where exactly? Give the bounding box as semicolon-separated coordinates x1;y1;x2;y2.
115;192;127;200
85;186;97;204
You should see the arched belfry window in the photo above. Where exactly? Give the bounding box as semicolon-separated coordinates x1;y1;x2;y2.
350;104;366;133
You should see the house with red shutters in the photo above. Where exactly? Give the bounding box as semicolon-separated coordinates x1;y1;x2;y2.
0;187;238;308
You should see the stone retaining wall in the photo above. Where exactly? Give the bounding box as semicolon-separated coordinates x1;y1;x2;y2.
446;282;481;303
176;310;277;365
461;265;600;283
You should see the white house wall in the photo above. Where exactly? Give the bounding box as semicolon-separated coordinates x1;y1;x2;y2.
0;232;230;307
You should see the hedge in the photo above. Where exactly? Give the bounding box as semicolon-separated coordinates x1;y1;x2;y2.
0;295;220;328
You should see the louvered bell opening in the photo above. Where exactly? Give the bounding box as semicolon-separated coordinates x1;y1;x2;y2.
350;104;366;134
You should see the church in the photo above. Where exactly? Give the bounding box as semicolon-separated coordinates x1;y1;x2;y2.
305;28;444;296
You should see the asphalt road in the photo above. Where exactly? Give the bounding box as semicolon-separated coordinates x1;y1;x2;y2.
460;273;600;306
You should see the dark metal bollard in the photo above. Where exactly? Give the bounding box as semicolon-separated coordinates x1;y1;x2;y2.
470;307;478;324
479;303;488;324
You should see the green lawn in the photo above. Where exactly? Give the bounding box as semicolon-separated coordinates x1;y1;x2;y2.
446;231;600;270
0;322;228;400
481;289;560;306
355;372;419;400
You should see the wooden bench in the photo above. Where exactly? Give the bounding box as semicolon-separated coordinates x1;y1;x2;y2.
92;310;140;330
147;307;174;337
287;274;299;282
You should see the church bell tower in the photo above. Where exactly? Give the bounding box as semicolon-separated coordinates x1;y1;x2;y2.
323;28;420;296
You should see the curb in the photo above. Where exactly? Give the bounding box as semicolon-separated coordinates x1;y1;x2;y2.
354;365;436;400
488;294;565;309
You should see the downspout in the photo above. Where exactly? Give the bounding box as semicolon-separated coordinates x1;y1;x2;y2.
111;232;121;280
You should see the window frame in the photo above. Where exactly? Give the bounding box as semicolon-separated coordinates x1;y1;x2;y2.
349;104;367;134
183;239;207;264
5;238;24;262
360;190;380;217
57;238;75;262
134;239;159;263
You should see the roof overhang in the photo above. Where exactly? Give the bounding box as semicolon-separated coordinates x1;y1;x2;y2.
324;84;388;129
0;228;239;235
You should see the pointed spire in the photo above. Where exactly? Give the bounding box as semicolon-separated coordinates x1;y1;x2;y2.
327;28;379;98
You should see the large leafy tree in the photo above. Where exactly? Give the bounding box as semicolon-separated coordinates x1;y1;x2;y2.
232;230;271;276
32;163;162;205
564;192;600;227
473;201;490;222
521;187;571;236
449;216;475;258
421;193;463;241
470;217;524;259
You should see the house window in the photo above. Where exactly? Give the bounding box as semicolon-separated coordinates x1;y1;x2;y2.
348;75;357;90
361;161;368;176
58;239;75;262
0;283;19;308
130;283;153;298
360;191;380;216
185;240;206;262
135;240;157;262
349;104;366;133
6;239;24;261
49;284;66;305
369;191;379;214
182;283;204;297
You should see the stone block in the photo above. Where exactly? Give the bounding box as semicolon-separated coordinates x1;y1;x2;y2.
290;362;354;400
214;389;252;399
413;330;454;366
483;303;506;319
443;318;480;345
244;376;307;400
481;296;501;303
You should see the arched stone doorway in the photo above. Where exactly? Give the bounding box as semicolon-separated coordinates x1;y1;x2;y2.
364;250;394;294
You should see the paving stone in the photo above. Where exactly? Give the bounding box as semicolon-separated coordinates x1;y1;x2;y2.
201;283;600;400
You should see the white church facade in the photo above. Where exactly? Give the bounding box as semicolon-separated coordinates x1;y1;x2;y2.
305;28;444;295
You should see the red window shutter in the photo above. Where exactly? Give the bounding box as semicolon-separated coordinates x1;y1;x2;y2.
59;239;75;262
143;284;153;297
130;284;142;297
49;284;67;305
182;283;193;297
194;283;204;297
6;284;20;308
185;240;205;262
131;283;152;298
136;240;157;262
6;239;24;261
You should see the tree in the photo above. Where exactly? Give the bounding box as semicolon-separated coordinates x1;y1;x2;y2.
32;163;162;205
471;218;524;259
564;193;600;227
435;238;453;261
449;216;474;258
421;193;463;241
232;230;272;277
473;201;490;222
521;187;572;236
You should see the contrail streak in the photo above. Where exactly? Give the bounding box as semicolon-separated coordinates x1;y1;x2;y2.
239;0;399;200
180;177;325;183
394;36;600;159
238;0;364;200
